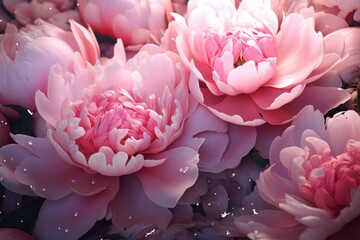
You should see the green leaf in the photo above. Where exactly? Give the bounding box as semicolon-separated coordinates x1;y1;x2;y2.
3;105;34;135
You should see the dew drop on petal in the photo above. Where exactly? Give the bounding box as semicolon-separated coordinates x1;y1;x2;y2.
252;208;258;214
23;168;27;172
226;230;231;235
145;228;156;238
179;166;189;173
74;212;78;217
91;179;95;184
64;229;69;233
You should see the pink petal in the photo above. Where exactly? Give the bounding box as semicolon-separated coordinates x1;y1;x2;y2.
0;144;35;196
202;91;266;126
137;147;199;208
266;14;324;88
33;186;118;240
109;175;172;230
251;85;304;110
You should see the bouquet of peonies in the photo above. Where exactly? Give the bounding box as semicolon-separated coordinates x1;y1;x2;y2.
0;0;359;239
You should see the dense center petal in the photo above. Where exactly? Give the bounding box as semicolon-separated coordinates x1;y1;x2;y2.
72;88;158;156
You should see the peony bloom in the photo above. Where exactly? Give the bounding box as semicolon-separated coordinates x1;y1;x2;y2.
77;0;173;49
2;0;79;29
0;19;99;111
169;0;353;126
235;106;360;239
0;40;256;239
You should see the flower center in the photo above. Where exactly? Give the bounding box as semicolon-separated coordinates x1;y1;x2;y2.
300;142;360;215
72;89;157;156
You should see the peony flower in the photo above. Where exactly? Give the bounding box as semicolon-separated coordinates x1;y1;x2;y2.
0;39;251;239
235;106;360;239
2;0;79;29
0;19;99;111
77;0;173;49
169;0;352;126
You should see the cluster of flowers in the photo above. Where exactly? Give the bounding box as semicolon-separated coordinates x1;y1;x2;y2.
0;0;359;239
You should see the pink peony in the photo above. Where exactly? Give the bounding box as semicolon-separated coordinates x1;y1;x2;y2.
0;19;99;111
2;0;79;29
77;0;173;49
169;0;353;126
235;106;360;239
0;40;256;239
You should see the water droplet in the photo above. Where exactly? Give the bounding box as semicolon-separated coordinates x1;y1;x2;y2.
145;228;156;238
16;202;20;206
250;202;254;206
128;216;132;220
10;157;14;161
74;212;78;217
207;202;212;206
23;168;27;172
58;227;61;230
179;166;189;173
3;159;6;163
0;177;3;181
64;228;69;233
231;173;236;177
28;141;33;146
252;208;258;214
226;230;231;235
27;109;34;115
214;192;217;196
91;180;95;184
20;219;24;223
221;211;230;218
2;194;5;198
42;188;46;192
71;179;76;183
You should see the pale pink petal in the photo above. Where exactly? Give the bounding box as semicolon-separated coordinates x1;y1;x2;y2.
251;85;305;110
69;20;100;65
266;14;324;88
